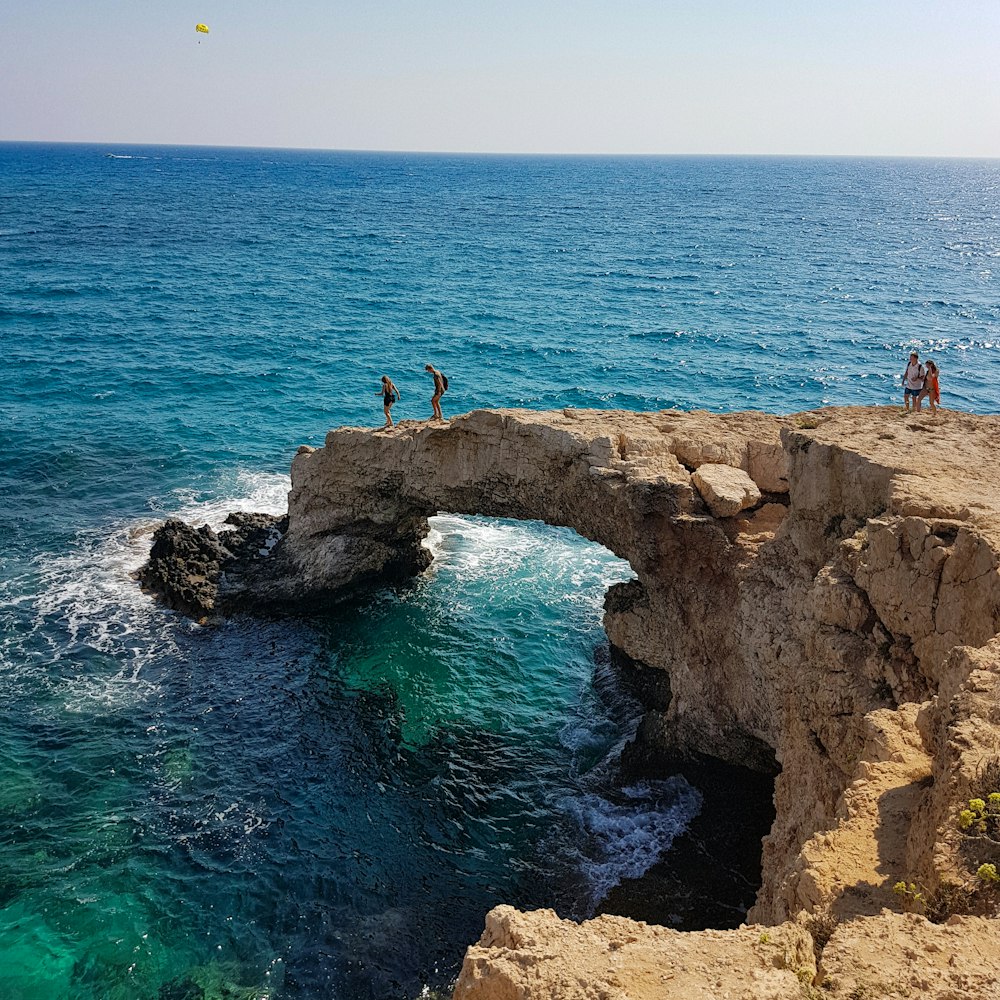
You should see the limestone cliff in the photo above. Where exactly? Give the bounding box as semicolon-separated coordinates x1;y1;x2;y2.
453;905;1000;1000
138;405;1000;997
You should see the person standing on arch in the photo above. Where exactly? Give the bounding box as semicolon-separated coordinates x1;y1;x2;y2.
918;360;940;415
376;374;400;428
425;364;447;421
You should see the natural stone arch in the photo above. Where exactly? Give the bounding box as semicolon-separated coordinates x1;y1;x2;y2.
286;407;728;600
281;408;790;764
141;405;1000;934
267;407;1000;927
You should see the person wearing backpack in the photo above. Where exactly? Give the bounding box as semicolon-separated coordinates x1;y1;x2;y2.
901;352;925;413
425;364;448;421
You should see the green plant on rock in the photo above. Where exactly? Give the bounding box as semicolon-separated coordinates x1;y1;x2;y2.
892;874;991;921
958;792;1000;839
895;783;1000;921
923;879;979;923
892;880;927;913
977;862;999;884
955;785;1000;914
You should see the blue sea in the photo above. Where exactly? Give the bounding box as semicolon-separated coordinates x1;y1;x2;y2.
1;143;998;999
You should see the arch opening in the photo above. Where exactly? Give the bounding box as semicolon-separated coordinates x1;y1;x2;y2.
308;512;778;932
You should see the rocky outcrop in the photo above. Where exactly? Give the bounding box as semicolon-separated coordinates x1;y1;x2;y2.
691;462;762;517
137;512;289;617
454;905;817;1000
456;905;1000;1000
138;405;1000;997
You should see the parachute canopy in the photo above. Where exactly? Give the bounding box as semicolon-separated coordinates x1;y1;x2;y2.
195;23;210;34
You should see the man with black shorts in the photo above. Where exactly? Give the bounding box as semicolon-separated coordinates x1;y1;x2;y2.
425;364;446;421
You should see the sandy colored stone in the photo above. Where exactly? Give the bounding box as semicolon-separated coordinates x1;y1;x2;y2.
454;906;815;1000
748;439;790;493
453;907;1000;1000
692;463;763;517
140;405;1000;998
819;910;1000;1000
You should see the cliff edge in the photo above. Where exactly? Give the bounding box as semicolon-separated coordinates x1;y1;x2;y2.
138;405;1000;997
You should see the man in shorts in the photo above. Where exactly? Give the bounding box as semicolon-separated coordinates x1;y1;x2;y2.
425;364;446;421
901;352;925;412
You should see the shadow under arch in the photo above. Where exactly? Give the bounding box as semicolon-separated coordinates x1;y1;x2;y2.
296;503;778;932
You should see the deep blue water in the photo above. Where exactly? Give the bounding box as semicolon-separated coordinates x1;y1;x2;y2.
1;143;999;999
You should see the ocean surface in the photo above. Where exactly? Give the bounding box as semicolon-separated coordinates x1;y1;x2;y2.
1;143;999;999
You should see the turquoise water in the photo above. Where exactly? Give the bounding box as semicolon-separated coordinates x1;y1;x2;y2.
2;144;999;998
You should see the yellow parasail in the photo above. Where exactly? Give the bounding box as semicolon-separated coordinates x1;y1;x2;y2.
195;23;210;34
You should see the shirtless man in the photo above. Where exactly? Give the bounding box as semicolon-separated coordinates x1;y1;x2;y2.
425;364;446;421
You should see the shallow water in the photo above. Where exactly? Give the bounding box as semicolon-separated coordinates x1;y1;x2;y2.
1;145;998;998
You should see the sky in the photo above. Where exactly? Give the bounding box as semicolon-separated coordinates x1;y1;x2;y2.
1;0;999;156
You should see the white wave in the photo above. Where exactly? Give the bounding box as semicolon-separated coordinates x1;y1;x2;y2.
423;513;538;570
422;520;446;558
423;514;634;595
164;469;290;531
35;471;290;622
11;470;292;713
33;521;171;649
563;777;703;906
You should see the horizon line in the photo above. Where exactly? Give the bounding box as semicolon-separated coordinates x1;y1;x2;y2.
2;138;1000;162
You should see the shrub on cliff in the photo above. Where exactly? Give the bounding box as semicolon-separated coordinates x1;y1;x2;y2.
894;773;1000;921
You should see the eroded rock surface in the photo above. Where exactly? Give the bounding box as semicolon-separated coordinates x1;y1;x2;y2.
137;405;1000;997
455;905;1000;1000
138;512;289;617
692;462;762;517
454;905;816;1000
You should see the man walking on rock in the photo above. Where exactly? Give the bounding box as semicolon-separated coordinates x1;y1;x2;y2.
425;364;447;421
901;351;925;413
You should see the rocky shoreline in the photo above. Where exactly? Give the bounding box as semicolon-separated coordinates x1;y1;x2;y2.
139;406;1000;999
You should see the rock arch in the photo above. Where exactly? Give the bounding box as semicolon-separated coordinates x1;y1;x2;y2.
141;405;1000;932
283;408;793;763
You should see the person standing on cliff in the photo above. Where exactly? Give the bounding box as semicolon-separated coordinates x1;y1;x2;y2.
901;352;925;412
425;364;447;421
377;375;400;428
918;360;940;415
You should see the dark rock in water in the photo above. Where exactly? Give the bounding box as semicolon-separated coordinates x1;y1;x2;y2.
137;519;227;618
606;642;672;712
137;513;289;619
136;509;434;619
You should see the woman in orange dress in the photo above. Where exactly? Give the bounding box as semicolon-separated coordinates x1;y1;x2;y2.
919;361;940;414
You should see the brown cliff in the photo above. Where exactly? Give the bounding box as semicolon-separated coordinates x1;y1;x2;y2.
138;405;1000;997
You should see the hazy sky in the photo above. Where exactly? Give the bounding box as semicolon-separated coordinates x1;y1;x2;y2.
2;0;999;155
